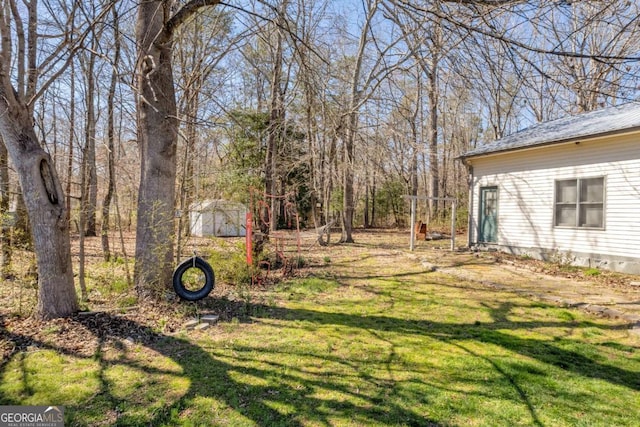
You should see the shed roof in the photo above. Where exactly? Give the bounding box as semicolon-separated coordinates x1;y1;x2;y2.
190;199;247;211
461;102;640;160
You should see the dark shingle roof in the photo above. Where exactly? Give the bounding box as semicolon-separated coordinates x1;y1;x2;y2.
461;102;640;160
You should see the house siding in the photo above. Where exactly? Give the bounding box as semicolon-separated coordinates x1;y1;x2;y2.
467;133;640;273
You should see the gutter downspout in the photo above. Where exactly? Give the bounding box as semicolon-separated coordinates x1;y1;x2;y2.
457;154;475;249
461;159;474;249
467;166;474;248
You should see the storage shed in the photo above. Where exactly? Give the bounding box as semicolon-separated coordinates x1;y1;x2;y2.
189;200;247;237
459;102;640;274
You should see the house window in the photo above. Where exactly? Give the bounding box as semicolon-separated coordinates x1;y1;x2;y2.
554;177;604;228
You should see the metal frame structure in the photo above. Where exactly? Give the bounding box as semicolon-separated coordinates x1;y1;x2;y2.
403;196;458;251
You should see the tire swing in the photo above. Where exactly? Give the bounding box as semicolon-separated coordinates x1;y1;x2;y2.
172;256;215;301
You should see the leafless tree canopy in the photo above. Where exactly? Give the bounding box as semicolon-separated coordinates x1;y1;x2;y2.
1;0;640;315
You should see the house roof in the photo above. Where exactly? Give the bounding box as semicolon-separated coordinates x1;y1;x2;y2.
461;102;640;161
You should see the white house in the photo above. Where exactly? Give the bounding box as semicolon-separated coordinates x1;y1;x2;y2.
189;200;247;237
460;103;640;274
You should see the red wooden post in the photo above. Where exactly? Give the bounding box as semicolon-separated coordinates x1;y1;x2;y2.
246;212;253;265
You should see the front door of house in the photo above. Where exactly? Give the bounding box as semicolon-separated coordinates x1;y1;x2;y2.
479;186;498;243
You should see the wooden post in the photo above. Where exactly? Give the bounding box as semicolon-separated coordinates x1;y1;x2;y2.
451;200;456;251
410;197;416;251
246;212;253;265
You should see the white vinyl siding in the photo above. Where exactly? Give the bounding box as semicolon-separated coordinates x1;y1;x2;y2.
468;133;640;260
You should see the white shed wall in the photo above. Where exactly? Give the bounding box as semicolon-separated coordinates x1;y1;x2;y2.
189;200;247;237
468;133;640;273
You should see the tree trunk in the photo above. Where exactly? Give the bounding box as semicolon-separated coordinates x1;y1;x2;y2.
175;89;197;262
78;137;89;302
0;97;78;319
0;138;10;277
370;174;377;227
134;0;223;297
428;68;439;219
263;1;287;235
411;74;421;199
101;7;119;261
82;51;98;237
324;132;337;226
340;0;379;243
134;0;179;299
13;192;30;246
364;157;370;228
66;62;76;225
341;111;356;243
177;88;198;241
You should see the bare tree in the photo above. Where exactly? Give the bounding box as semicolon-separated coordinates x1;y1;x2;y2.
101;6;120;262
462;32;524;140
134;0;223;299
0;0;81;319
78;3;102;238
337;0;411;242
65;61;77;226
263;0;289;235
174;8;234;257
293;0;330;229
545;2;640;112
384;1;451;218
0;136;9;277
338;0;379;242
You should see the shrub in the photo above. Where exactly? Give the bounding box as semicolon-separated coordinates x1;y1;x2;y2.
585;268;601;277
205;241;257;287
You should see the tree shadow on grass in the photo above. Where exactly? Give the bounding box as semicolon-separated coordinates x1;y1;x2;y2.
0;295;638;426
249;303;639;427
245;303;640;391
0;312;439;426
196;295;639;426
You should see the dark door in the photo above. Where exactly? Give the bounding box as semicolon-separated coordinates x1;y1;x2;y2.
479;186;498;243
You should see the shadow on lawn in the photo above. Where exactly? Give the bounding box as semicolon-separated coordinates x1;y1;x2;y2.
1;296;638;426
255;303;639;387
0;312;438;426
246;302;638;427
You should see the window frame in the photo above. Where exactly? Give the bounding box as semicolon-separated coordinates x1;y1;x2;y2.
553;176;606;230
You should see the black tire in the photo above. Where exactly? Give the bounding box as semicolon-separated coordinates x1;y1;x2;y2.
172;256;215;301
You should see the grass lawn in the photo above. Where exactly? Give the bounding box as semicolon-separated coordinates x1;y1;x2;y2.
1;232;639;426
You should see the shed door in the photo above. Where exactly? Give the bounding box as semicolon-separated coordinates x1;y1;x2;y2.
479;186;498;243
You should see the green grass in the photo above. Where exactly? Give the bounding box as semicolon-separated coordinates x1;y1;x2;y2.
275;277;340;298
1;236;639;426
585;268;601;277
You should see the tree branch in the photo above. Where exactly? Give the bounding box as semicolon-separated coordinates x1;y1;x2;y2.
455;0;525;4
393;0;640;62
165;0;223;37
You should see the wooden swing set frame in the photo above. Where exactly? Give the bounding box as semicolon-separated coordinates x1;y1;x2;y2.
403;196;458;252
